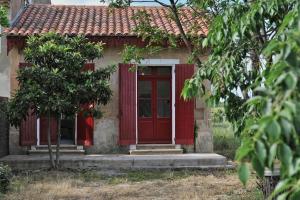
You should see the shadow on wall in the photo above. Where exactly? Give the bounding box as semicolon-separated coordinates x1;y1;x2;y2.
0;97;9;158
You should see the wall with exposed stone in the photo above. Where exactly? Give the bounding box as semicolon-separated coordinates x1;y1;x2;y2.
8;46;213;154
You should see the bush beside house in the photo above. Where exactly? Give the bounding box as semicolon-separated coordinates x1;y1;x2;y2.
0;164;12;194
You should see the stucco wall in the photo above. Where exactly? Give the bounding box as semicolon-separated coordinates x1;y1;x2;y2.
0;32;9;97
8;46;213;154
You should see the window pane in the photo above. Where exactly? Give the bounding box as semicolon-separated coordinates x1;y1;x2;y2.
138;66;152;75
139;100;152;117
157;99;170;118
157;81;170;98
138;81;152;98
157;67;171;75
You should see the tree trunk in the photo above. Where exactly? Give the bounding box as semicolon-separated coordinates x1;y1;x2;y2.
55;114;61;168
47;111;55;168
169;0;202;66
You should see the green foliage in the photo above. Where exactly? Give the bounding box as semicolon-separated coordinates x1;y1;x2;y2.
0;164;12;194
234;3;300;198
179;0;300;197
0;5;9;28
105;0;300;197
212;107;226;123
238;162;249;186
7;33;115;127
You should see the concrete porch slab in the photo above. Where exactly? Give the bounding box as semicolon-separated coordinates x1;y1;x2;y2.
0;153;232;170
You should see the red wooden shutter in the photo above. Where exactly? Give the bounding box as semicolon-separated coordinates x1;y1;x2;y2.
119;63;136;145
77;63;95;146
19;63;36;146
20;109;37;146
39;116;58;145
175;64;195;144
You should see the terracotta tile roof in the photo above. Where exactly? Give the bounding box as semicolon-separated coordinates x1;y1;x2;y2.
5;4;208;37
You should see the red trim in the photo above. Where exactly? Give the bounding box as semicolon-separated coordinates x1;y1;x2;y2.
119;139;136;145
7;37;26;55
175;64;195;145
175;139;194;144
137;67;172;144
20;109;37;146
39;116;58;145
119;63;137;145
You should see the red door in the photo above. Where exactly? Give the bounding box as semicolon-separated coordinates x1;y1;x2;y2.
138;66;172;144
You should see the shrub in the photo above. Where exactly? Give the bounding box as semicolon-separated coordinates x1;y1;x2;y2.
213;122;240;160
0;164;12;193
212;108;226;124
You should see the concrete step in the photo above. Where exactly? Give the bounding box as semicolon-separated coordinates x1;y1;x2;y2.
136;144;177;150
0;153;230;170
35;145;79;150
28;149;85;155
130;149;183;155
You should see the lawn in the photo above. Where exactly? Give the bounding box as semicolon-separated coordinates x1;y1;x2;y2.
2;169;262;200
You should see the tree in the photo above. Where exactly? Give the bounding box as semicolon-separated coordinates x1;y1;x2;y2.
106;0;300;197
0;5;9;36
0;5;8;27
7;33;115;168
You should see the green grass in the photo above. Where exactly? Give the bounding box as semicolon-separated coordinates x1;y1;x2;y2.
213;122;240;160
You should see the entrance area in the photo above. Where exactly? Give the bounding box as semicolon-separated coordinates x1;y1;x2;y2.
38;115;75;145
138;66;172;144
60;115;75;144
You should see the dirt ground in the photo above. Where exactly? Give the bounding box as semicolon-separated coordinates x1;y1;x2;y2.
3;169;262;200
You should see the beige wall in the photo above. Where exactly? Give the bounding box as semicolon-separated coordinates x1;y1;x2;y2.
0;30;10;97
8;45;213;154
0;0;26;98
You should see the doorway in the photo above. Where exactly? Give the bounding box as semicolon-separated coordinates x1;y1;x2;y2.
137;66;172;144
60;115;75;144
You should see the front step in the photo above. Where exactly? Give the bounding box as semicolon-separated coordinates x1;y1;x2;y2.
35;145;80;150
130;144;183;155
130;149;183;155
29;145;85;155
136;144;178;150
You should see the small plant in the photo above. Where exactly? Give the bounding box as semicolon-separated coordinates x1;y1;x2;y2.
212;108;226;124
0;164;12;193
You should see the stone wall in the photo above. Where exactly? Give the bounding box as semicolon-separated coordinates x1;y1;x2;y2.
0;97;9;157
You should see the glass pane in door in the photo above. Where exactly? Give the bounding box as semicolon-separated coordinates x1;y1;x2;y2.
157;80;171;118
157;99;170;117
139;100;152;117
138;81;152;118
138;81;152;98
157;81;170;98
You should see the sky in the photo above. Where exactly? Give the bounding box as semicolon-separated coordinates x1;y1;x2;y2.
51;0;165;6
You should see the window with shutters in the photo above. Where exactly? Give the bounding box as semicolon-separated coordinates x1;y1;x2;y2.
19;63;95;147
